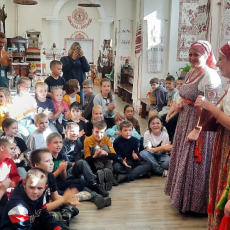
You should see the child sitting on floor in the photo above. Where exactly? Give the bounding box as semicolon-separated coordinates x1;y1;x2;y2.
0;168;62;229
49;132;111;209
35;82;61;121
0;178;10;221
30;148;81;227
82;79;95;121
139;115;172;177
93;78;116;127
85;105;109;136
0;87;11;131
84;121;130;190
113;121;151;183
147;78;167;112
0;137;20;220
2;118;29;179
51;87;70;135
44;60;65;99
0;137;20;192
9;77;37;140
67;102;86;143
124;104;141;135
63;79;80;117
26;113;52;151
106;112;141;143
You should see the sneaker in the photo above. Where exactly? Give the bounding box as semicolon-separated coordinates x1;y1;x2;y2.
141;171;152;178
71;206;79;218
104;168;113;191
117;174;130;183
93;197;105;209
112;175;119;186
75;191;92;201
104;197;112;207
91;183;109;197
97;169;105;189
162;170;168;177
63;226;70;230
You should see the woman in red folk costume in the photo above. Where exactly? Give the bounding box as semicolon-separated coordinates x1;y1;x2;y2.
164;41;221;214
195;42;230;229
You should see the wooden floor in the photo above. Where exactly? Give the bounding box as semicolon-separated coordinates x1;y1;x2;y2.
69;85;208;230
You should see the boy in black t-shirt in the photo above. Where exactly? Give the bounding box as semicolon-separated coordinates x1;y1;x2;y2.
44;60;65;98
30;148;82;227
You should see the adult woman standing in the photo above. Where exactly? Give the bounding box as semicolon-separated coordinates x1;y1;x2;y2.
165;41;221;214
60;42;90;105
195;42;230;229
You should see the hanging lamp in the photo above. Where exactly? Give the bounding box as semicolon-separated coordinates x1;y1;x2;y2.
13;0;38;5
78;0;101;7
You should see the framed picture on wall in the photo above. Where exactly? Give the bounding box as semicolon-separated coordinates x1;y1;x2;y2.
64;38;94;63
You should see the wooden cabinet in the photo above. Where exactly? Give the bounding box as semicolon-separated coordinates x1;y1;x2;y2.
12;63;29;76
7;37;27;62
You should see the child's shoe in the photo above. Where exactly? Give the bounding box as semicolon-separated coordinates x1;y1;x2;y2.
112;175;119;186
117;174;131;183
90;183;109;197
162;170;168;177
75;191;92;201
104;197;112;207
97;169;105;189
104;168;113;191
93;196;112;209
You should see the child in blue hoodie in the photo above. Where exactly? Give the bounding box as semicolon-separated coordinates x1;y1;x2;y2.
0;168;62;230
106;112;141;143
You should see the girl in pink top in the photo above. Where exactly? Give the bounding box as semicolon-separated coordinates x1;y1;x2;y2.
51;87;70;120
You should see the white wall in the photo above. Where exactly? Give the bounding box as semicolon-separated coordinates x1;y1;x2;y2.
113;0;137;89
140;0;171;97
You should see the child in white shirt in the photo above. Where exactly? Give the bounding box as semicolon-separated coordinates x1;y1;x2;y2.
140;115;172;177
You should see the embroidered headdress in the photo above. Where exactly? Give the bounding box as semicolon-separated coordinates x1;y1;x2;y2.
190;40;218;71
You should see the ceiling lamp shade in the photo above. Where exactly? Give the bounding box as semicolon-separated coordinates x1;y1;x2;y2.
13;0;38;5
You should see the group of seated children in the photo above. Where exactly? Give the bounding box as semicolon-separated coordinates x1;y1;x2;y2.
0;60;180;229
147;75;185;142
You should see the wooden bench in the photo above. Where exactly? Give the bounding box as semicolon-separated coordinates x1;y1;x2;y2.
139;98;152;118
118;83;133;103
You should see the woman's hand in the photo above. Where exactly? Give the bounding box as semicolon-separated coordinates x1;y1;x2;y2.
195;95;213;111
187;129;201;142
78;49;84;58
72;51;78;60
224;200;230;217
